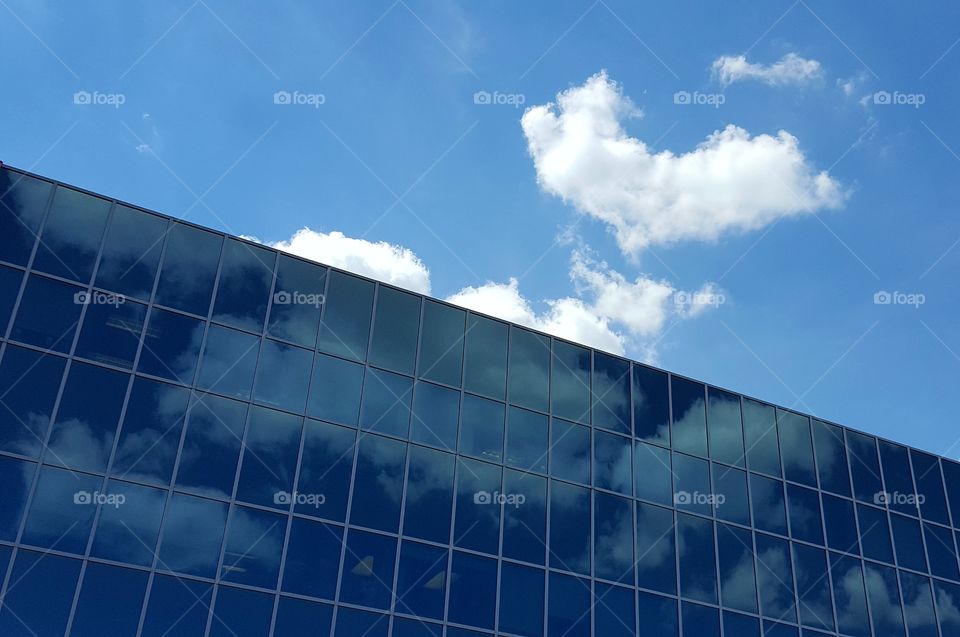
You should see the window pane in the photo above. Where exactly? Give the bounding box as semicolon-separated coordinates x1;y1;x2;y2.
756;534;796;622
924;522;959;579
499;562;544;637
847;430;882;503
0;345;64;457
403;445;454;543
252;340;312;412
633;364;669;444
350;434;406;532
593;583;633;637
551;339;590;422
267;254;326;347
90;479;165;566
713;464;750;525
220;505;286;587
463;313;507;399
235;406;302;509
141;574;213;637
673;452;711;515
70;563;148;637
74;296;146;368
671;377;707;456
418;299;464;386
594;491;633;583
360;367;413;437
46;361;128;472
334;608;388;637
393;618;440;637
935;580;960;636
792;543;834;631
822;493;859;553
369;286;420;374
274;598;333;637
396;540;447;619
594;430;632;495
742;398;780;476
138;307;204;383
678;512;717;603
211;238;275;331
506;405;548;472
786;484;823;545
411;381;459;450
10;274;83;352
158;492;228;577
0;168;51;266
307;352;363;426
297;419;354;521
112;378;190;484
943;460;960;527
864;563;906;637
454;457;501;553
317;271;374;360
830;554;869;637
857;503;893;563
459;394;504;462
681;602;719;637
912;450;949;525
891;513;927;571
750;473;788;535
879;440;918;516
95;204;167;299
812;419;851;496
21;465;99;553
502;468;546;565
282;517;342;599
635;441;672;505
208;586;274;637
0;265;22;332
449;552;496;629
707;388;744;466
548;572;590;637
551;418;590;484
0;456;34;540
777;410;817;487
176;393;246;499
32;186;110;283
0;550;80;636
724;612;759;637
717;523;758;613
636;502;676;594
196;324;260;399
550;480;590;575
509;327;549;411
638;592;678;637
593;351;630;434
900;572;938;637
154;222;222;315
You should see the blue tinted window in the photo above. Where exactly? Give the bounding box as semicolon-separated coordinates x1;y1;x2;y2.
635;441;672;505
0;550;79;636
0;168;51;266
360;367;412;437
713;464;750;525
21;464;99;553
369;285;420;375
317;270;374;361
411;381;459;450
792;543;834;631
550;480;590;575
69;563;148;637
176;393;247;499
307;353;364;425
208;586;274;637
678;512;717;604
707;387;744;466
509;327;549;411
900;572;938;637
717;523;757;613
211;238;275;331
253;339;312;413
334;608;388;637
879;440;918;516
934;580;960;636
220;505;286;588
396;541;447;619
723;612;760;637
274;597;333;637
267;254;326;347
32;186;110;283
924;522;959;579
10;274;83;352
594;491;633;583
154;222;222;315
911;450;949;525
0;344;64;457
158;492;228;577
812;419;851;496
593;583;634;637
548;572;590;637
393;618;441;637
636;502;676;594
448;552;496;629
674;452;711;514
112;378;190;484
943;460;960;527
350;433;406;532
742;398;780;476
90;479;165;566
822;493;859;553
418;300;464;386
750;473;788;535
633;364;669;445
671;377;707;456
830;554;870;637
138;307;204;383
74;296;146;367
681;602;719;637
141;574;213;637
454;457;501;553
503;468;547;565
593;351;630;434
756;534;796;622
236;406;302;509
857;503;894;563
297;419;355;521
0;264;22;331
500;562;545;637
847;430;883;503
594;430;632;495
551;418;590;484
196;324;260;399
340;529;398;608
282;518;342;599
890;513;927;571
95;204;167;299
460;393;504;462
786;484;823;544
778;410;817;487
404;445;454;543
551;339;590;422
503;406;547;474
864;563;906;637
0;456;34;540
463;313;507;400
763;622;799;637
638;592;678;637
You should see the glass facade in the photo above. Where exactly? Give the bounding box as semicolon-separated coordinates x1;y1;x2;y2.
0;164;958;636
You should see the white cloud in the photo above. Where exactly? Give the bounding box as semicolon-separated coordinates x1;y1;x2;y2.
712;52;823;86
521;71;844;257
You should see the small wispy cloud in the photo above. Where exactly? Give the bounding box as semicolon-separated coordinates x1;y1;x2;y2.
712;52;823;87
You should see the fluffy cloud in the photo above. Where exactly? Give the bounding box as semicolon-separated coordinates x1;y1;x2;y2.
522;71;844;257
712;52;823;86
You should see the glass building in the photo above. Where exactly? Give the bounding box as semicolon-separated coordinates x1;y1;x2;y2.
0;162;958;637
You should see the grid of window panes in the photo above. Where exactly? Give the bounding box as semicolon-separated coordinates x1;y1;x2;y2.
1;164;960;637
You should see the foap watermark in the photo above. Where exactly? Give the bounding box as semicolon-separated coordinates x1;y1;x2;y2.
874;491;924;507
274;490;326;508
73;90;126;108
673;91;725;108
273;290;325;308
74;490;126;508
273;90;326;108
474;490;525;508
74;290;125;307
674;290;726;310
873;91;925;108
473;91;526;108
874;290;925;308
674;491;725;506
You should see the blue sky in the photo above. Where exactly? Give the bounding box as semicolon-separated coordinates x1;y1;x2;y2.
3;0;960;457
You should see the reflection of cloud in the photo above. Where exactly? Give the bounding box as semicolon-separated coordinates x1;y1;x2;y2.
46;417;114;470
672;395;705;452
595;496;633;577
755;538;794;618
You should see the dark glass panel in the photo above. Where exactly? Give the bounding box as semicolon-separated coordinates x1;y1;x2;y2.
594;583;634;637
307;352;363;426
89;479;165;566
9;274;83;352
550;480;591;575
636;502;676;594
879;440;918;515
267;254;326;347
454;457;501;554
671;376;707;456
821;493;859;553
282;517;342;599
943;459;960;527
634;441;672;506
208;586;274;637
857;503;894;563
890;512;927;571
681;602;720;637
459;393;504;462
0;344;64;457
154;222;222;315
499;562;545;637
755;534;796;622
360;367;413;437
317;270;375;360
673;452;711;515
551;339;590;422
830;554;869;637
786;484;823;545
0;550;80;636
0;456;34;540
594;430;632;495
45;361;128;472
138;307;204;383
463;313;508;400
297;419;355;521
396;541;448;619
392;618;441;637
196;324;260;400
448;552;497;629
762;622;799;637
236;406;302;509
593;351;630;433
900;572;938;637
0;168;51;266
350;433;406;532
633;364;669;444
810;420;851;496
637;592;678;637
934;580;960;636
403;444;455;543
74;296;146;368
95;204;167;299
70;563;148;637
0;264;22;332
925;522;960;579
252;339;312;413
847;430;883;503
418;299;464;386
713;464;750;525
410;381;459;450
32;186;110;282
677;512;717;603
742;398;780;476
112;377;190;484
723;612;760;637
551;417;590;484
502;468;547;565
911;450;950;525
21;465;99;553
548;572;591;637
176;392;247;499
339;529;397;609
506;405;548;472
707;387;744;466
333;608;388;637
369;285;420;374
864;563;906;637
508;326;550;411
594;491;633;583
750;473;788;535
792;543;834;631
140;574;213;637
158;492;228;577
717;523;758;613
211;238;275;332
777;410;817;487
274;598;333;637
